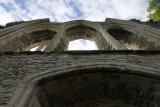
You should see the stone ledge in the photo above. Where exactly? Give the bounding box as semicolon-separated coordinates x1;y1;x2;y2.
0;50;160;55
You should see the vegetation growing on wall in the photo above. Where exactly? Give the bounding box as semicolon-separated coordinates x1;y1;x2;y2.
147;0;160;21
5;21;24;27
130;19;160;29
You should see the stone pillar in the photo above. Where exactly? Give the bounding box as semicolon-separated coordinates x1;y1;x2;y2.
44;24;68;52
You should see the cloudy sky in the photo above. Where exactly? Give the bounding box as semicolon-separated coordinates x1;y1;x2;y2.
0;0;149;50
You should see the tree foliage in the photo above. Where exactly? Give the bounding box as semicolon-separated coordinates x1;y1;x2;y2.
147;0;160;21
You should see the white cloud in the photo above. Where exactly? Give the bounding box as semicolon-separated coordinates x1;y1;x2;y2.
68;39;98;50
0;0;149;25
24;0;76;22
0;0;26;25
0;6;14;25
73;0;149;21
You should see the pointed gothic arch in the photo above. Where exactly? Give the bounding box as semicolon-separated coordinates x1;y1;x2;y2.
105;18;160;50
10;63;160;107
0;19;59;52
44;20;127;52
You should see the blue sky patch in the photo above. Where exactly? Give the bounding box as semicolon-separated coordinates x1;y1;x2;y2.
68;1;83;18
14;0;25;9
0;3;12;12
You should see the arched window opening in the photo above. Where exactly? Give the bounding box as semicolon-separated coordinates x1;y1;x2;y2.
68;39;98;50
107;29;139;50
28;30;56;43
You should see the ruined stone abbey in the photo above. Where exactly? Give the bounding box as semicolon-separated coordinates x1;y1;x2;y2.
0;18;160;107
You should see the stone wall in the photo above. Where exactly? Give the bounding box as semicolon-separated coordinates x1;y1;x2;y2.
1;18;160;52
0;51;160;106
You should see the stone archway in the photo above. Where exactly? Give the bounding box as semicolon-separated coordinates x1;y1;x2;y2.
44;20;127;52
105;18;160;50
10;64;160;107
0;19;58;52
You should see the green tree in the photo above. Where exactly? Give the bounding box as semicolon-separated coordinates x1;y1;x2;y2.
147;0;160;21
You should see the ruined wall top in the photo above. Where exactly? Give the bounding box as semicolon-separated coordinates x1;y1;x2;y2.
0;18;160;52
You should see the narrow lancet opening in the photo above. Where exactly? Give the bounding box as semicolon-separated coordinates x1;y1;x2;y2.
30;45;47;51
30;46;39;51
